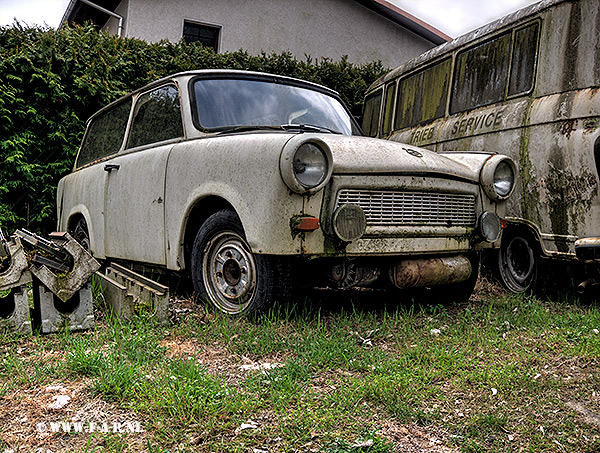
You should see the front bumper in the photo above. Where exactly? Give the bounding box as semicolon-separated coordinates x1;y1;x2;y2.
575;237;600;263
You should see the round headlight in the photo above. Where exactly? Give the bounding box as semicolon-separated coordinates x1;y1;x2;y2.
494;161;515;197
480;155;517;201
280;138;333;194
293;143;328;188
479;211;502;243
333;204;367;242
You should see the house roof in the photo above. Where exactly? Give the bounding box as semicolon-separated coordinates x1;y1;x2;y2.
353;0;450;44
61;0;121;29
60;0;450;45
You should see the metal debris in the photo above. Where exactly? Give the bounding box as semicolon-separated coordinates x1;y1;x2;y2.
0;229;100;334
1;228;170;334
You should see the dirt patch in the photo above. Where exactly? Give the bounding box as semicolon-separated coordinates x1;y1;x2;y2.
0;380;149;452
378;421;459;452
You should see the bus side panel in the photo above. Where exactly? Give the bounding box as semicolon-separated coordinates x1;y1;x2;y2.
389;89;600;257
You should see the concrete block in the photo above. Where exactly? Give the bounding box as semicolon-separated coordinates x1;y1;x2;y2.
0;236;32;291
93;272;135;319
29;232;100;303
104;263;169;324
0;285;32;334
33;280;94;333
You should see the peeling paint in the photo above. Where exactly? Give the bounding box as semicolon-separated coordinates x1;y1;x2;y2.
545;159;598;243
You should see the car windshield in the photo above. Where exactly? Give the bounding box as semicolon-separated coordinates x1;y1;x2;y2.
192;77;356;135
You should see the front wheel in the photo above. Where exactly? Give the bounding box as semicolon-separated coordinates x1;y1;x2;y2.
191;210;290;315
496;230;538;293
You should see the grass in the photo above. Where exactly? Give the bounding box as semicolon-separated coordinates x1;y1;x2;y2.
1;281;600;452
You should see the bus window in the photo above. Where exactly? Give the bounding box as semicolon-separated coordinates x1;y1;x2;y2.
451;32;511;114
362;90;382;137
382;83;396;136
508;22;540;96
395;58;451;130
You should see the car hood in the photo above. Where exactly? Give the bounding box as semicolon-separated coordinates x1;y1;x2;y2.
313;135;482;183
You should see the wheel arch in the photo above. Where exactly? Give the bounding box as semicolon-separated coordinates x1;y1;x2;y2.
502;218;544;255
64;207;103;258
181;196;236;271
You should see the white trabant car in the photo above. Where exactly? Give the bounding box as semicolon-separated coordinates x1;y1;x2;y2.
57;70;516;314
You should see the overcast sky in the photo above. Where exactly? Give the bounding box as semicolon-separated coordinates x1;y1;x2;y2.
1;0;540;38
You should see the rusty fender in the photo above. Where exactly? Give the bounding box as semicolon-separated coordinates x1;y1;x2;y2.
389;255;472;289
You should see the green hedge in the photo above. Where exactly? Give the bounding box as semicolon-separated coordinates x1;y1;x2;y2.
0;24;386;234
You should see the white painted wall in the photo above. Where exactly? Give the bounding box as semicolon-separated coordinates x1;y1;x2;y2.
103;0;434;67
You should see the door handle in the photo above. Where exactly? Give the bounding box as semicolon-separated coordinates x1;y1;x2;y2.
104;164;120;173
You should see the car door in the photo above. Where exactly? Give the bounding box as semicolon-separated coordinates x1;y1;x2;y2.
103;84;184;265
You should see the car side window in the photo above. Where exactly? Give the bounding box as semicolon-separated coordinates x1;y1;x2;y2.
127;84;183;149
76;98;132;168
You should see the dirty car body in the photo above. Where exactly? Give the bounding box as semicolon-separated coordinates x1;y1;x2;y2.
57;70;516;314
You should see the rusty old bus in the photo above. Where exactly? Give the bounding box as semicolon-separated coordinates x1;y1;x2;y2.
362;0;600;293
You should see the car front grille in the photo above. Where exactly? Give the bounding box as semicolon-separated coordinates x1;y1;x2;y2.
336;189;476;227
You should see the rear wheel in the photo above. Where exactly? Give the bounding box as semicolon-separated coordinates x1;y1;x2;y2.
496;230;538;293
191;210;290;315
71;217;91;251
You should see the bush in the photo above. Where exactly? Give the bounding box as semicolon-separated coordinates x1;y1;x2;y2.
0;24;386;234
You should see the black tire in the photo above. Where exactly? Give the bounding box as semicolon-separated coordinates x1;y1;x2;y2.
191;210;291;315
496;230;538;293
71;217;91;251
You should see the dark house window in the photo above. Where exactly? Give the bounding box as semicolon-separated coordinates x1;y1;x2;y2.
183;21;220;50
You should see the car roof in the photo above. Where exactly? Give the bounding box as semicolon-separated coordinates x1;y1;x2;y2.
87;70;342;123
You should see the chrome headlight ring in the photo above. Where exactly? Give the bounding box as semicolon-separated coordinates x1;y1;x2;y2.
280;138;333;194
480;155;517;201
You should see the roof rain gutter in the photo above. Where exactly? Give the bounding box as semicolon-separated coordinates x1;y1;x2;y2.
79;0;124;37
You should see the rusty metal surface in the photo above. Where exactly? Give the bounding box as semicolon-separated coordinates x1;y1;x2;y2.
389;255;472;289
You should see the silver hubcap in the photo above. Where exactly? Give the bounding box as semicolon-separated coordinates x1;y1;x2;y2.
202;231;257;313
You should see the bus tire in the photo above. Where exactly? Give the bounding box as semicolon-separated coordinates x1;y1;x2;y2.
496;230;538;293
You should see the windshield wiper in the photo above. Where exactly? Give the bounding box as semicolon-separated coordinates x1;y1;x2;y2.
280;124;341;134
216;124;341;135
216;125;284;134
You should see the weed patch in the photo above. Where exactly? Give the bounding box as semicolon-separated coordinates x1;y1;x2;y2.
1;285;599;451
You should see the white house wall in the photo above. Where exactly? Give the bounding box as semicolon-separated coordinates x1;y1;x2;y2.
103;0;434;66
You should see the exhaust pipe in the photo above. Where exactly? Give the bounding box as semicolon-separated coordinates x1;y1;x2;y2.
577;279;600;295
389;255;472;289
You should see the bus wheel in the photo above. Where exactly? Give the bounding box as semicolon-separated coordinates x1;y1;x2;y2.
497;231;537;293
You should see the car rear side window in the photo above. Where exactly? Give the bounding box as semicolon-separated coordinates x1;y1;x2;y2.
76;98;132;168
127;84;183;149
